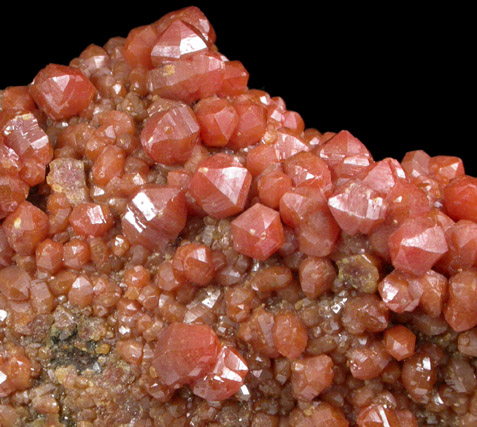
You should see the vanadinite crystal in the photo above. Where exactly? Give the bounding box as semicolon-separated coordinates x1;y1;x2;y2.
0;5;476;426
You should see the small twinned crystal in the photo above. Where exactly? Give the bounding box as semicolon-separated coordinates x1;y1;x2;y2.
1;5;477;426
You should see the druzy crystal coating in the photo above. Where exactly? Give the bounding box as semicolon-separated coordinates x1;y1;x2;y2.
0;5;475;426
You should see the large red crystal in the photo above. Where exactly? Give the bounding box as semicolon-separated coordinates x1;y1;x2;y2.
193;97;239;147
153;6;216;45
388;214;448;276
140;104;200;165
318;130;374;180
191;345;248;401
231;203;284;260
189;153;251;218
151;19;209;65
29;64;96;120
279;187;339;256
123;24;159;70
328;180;387;235
443;175;477;222
121;185;187;250
69;202;114;237
228;98;268;150
2;201;49;255
437;219;477;274
283;151;333;197
0;109;52;170
151;322;220;388
147;51;225;104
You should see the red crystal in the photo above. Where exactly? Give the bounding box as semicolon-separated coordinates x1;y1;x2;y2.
437;219;477;275
299;256;336;299
68;275;94;308
189;153;251;219
121;185;187;251
444;269;477;332
384;325;416;361
429;155;465;186
401;150;431;181
283;110;305;133
401;352;437;403
153;6;216;45
318;130;374;180
443;175;477;222
123;25;158;70
378;270;422;313
341;294;389;334
417;269;448;317
357;405;417;427
147;51;225;104
0;265;30;301
29;64;96;120
231;203;284;261
172;243;215;287
73;44;110;79
151;322;220;388
273;311;308;359
216;60;249;97
35;239;64;274
151;19;208;65
328;180;387;235
1;86;36;111
273;128;309;160
0;109;53;168
348;341;391;380
2;201;49;255
194;97;239;147
237;306;279;358
388;214;448;276
246;144;280;177
291;354;334;401
257;168;292;209
0;349;32;398
359;157;407;194
224;287;256;322
0;175;29;219
140;104;200;165
69;202;114;237
280;187;339;256
228;98;268;150
279;187;327;228
92;145;126;186
283;151;333;197
63;238;90;270
191;345;248;401
385;180;432;226
0;144;21;177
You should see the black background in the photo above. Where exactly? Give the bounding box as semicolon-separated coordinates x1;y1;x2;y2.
1;3;473;175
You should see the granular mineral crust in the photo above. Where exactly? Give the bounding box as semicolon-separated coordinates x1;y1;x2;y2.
0;6;476;426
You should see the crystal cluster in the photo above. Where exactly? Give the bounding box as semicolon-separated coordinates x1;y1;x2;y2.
0;5;477;426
